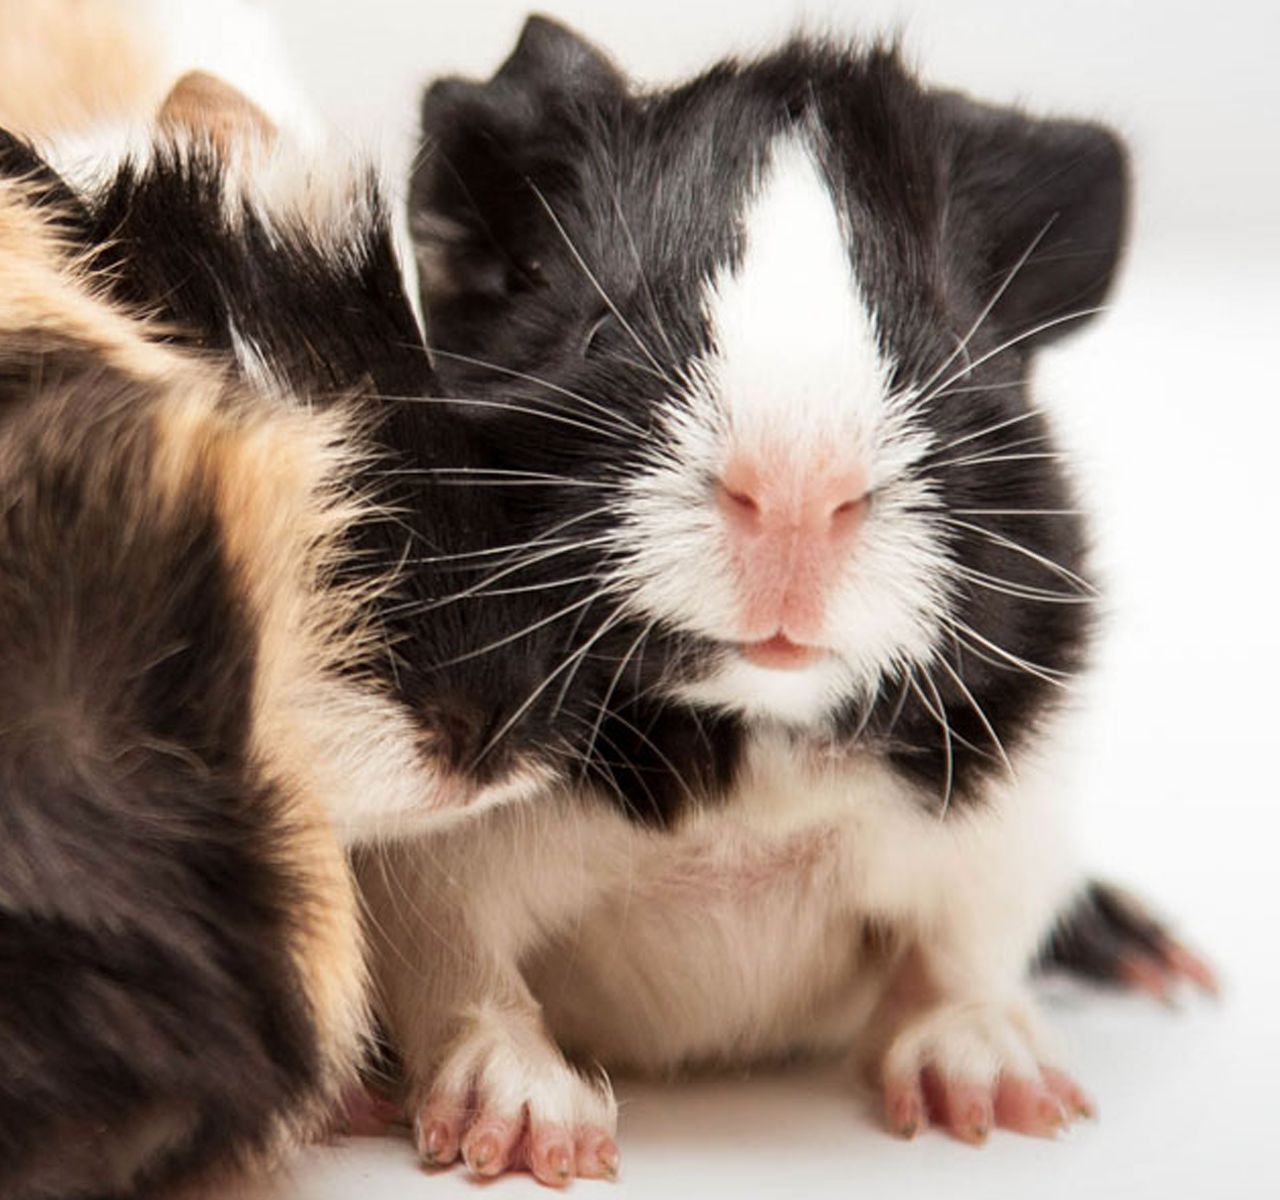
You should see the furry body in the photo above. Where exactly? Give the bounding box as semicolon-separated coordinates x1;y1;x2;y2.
363;18;1150;1178
0;7;561;1193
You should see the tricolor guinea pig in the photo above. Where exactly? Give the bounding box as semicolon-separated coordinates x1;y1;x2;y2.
0;7;607;1197
358;16;1216;1187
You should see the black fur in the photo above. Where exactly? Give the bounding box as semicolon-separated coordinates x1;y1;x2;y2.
45;137;615;788
0;341;320;1199
1041;880;1180;986
409;18;1127;822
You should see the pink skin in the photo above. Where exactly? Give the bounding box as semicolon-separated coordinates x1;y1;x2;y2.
1119;936;1221;1005
331;1085;404;1139
416;1095;618;1188
885;1064;1095;1144
716;454;869;645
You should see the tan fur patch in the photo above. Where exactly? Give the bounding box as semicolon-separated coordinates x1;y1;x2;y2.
1;174;381;1138
0;181;179;381
148;391;378;1112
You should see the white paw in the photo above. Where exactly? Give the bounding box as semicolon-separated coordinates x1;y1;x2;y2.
880;999;1093;1143
413;1005;618;1187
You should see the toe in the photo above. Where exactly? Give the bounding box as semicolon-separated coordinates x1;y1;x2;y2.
462;1114;524;1179
415;1097;464;1168
884;1075;928;1140
994;1074;1068;1137
939;1079;995;1145
1041;1065;1096;1120
1161;940;1221;996
575;1128;621;1180
1119;954;1177;1005
528;1124;577;1188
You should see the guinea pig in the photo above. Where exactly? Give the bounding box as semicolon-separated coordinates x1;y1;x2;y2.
358;16;1216;1186
0;16;603;1198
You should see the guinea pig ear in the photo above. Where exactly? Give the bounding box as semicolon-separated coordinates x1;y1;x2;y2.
157;70;278;156
492;14;626;97
940;94;1129;349
412;17;624;308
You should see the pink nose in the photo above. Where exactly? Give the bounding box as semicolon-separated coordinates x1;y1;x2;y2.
713;456;870;642
714;462;869;545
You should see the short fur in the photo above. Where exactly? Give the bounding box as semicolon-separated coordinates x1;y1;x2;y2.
1;13;648;1193
1;37;481;1198
367;17;1149;1171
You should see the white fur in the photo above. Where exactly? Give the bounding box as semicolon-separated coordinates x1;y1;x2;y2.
612;134;950;720
140;0;321;144
368;713;1085;1114
706;137;890;462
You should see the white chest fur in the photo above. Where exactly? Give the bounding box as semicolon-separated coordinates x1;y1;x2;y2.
517;725;1082;1073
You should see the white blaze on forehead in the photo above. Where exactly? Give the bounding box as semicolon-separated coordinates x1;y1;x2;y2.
701;135;893;463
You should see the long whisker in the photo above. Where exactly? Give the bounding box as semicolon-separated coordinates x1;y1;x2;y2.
953;565;1095;605
942;517;1097;595
469;602;629;767
578;701;701;811
413;478;618;489
927;409;1044;458
403;506;611;566
911;218;1058;401
941;615;1071;689
363;391;626;442
608;183;681;370
909;670;955;817
928;451;1063;472
952;508;1085;517
431;584;620;669
412;536;616;613
917;305;1108;406
933;653;1015;778
472;572;604;598
427;346;646;436
527;180;676;387
929;379;1030;398
577;617;660;761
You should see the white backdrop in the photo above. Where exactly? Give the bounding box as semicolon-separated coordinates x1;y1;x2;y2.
255;2;1279;1196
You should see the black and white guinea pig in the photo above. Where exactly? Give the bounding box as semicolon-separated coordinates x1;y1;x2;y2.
0;10;610;1197
357;16;1217;1187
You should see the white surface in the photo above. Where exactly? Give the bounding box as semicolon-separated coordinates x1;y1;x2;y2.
253;1;1278;1196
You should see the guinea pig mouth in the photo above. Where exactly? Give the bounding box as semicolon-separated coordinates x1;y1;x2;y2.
736;633;827;671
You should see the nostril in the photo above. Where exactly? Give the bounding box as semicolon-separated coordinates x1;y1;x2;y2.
715;480;762;530
828;493;870;537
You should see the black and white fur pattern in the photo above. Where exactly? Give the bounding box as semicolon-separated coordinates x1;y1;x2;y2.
362;17;1165;1173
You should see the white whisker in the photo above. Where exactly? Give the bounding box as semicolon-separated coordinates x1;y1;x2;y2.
427;346;646;436
528;180;677;387
470;603;629;767
432;584;621;669
918;304;1108;405
942;615;1071;689
933;653;1016;778
943;517;1097;595
911;218;1058;401
909;670;956;817
365;392;626;442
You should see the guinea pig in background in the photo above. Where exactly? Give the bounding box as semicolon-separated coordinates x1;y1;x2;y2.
359;16;1216;1186
0;4;611;1197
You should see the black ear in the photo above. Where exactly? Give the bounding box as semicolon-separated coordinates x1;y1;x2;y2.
411;17;624;312
491;13;626;97
940;95;1129;348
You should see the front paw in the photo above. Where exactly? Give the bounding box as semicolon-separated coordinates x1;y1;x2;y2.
412;1005;618;1187
880;999;1093;1144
